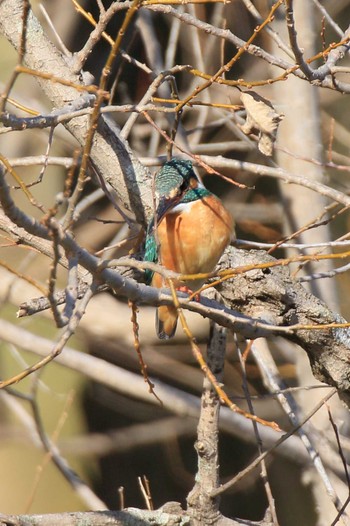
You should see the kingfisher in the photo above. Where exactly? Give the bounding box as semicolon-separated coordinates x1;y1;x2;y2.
144;159;234;339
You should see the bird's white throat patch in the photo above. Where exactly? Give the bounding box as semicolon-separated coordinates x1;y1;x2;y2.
168;201;195;214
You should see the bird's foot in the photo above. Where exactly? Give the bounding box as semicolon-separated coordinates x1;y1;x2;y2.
177;285;200;302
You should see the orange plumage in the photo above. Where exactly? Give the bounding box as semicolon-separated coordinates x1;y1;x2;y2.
151;191;234;338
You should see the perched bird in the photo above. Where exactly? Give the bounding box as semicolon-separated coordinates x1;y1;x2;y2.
144;158;234;339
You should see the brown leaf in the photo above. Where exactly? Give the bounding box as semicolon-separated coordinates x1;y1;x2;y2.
240;91;284;156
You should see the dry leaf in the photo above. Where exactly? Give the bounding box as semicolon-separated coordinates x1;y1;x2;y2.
240;90;284;156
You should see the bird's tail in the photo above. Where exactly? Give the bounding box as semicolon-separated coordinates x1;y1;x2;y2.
156;305;178;339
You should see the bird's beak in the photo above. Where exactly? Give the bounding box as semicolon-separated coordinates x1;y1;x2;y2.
155;195;181;224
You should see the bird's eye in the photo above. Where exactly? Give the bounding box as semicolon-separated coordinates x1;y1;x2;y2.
179;179;187;194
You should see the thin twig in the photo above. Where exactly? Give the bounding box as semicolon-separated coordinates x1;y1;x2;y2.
29;383;107;510
210;389;337;498
285;0;315;79
0;283;96;389
0;0;30;112
128;299;163;404
252;339;348;521
237;340;279;525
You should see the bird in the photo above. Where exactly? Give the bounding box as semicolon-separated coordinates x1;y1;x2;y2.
144;158;234;339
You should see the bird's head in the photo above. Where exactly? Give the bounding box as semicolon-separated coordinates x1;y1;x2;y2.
154;159;200;221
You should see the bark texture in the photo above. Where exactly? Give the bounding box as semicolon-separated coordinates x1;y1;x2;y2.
219;248;350;405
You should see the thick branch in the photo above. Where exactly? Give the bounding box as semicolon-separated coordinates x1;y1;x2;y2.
187;323;226;524
0;508;189;526
0;509;265;526
219;249;350;406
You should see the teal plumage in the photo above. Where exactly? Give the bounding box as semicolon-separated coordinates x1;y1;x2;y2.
144;224;157;285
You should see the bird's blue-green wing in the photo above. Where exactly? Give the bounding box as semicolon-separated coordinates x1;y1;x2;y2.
144;220;158;285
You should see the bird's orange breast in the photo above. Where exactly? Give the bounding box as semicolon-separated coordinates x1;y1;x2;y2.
152;194;234;290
